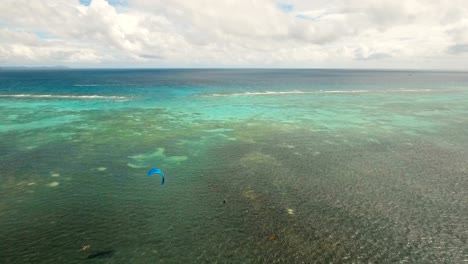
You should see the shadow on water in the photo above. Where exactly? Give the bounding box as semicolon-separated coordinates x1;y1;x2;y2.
87;250;115;259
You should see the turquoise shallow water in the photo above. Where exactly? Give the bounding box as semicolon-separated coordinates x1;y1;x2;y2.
1;69;468;263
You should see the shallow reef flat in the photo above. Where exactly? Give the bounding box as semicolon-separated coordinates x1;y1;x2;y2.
1;69;468;263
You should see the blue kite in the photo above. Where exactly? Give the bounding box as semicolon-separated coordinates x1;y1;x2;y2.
147;168;165;185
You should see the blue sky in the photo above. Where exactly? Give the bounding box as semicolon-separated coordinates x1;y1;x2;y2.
277;3;294;13
79;0;92;5
80;0;127;6
0;0;467;69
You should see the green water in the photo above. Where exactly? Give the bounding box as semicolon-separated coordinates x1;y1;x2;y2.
1;70;467;263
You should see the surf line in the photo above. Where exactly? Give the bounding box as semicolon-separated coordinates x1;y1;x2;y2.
0;94;128;100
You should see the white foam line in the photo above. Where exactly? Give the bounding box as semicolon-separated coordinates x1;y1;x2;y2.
209;90;312;97
207;89;436;97
393;89;434;92
321;90;370;94
0;94;128;99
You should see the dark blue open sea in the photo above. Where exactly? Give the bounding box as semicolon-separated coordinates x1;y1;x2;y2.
1;69;467;263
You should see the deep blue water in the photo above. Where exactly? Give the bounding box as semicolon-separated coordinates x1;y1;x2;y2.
2;69;468;94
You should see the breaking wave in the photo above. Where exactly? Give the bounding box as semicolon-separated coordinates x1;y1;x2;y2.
0;94;128;100
206;89;435;97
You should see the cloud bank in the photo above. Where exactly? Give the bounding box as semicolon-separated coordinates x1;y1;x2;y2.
0;0;467;69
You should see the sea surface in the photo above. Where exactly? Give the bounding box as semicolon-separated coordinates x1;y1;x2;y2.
1;69;467;263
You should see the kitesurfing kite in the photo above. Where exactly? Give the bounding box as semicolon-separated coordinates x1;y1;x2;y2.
148;168;165;185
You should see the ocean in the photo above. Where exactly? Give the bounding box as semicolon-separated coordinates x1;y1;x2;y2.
1;69;467;263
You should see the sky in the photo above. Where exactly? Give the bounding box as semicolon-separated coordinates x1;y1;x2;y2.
0;0;468;69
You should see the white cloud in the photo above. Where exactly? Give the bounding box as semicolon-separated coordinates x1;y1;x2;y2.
0;0;467;69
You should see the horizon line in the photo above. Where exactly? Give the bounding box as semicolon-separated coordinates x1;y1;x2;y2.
1;66;467;72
